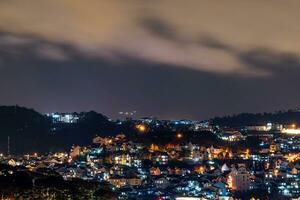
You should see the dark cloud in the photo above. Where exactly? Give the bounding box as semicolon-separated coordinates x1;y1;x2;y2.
139;17;184;43
239;49;300;74
198;35;235;52
1;32;300;120
3;1;299;76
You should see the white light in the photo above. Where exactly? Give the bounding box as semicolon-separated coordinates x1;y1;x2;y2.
282;129;300;134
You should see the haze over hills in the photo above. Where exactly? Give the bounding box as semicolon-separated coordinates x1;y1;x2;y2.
1;105;300;154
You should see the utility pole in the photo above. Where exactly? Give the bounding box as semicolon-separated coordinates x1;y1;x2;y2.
7;136;10;156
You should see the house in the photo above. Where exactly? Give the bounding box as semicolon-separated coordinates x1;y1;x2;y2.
109;175;142;188
154;176;170;189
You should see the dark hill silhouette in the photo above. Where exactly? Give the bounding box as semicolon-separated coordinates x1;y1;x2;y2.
212;110;300;127
0;105;51;154
0;105;116;154
1;105;300;154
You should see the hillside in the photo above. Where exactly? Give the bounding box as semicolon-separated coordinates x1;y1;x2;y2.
212;110;300;127
0;106;115;154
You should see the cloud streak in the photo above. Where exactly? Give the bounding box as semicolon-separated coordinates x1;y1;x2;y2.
0;0;300;76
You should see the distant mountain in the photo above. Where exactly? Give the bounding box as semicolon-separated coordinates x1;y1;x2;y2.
0;105;116;154
0;105;51;154
211;110;300;127
2;105;300;154
52;111;117;148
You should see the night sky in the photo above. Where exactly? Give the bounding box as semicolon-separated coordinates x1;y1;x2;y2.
0;1;300;120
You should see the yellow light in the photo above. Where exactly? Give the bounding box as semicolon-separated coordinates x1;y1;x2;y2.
136;124;146;132
176;133;183;139
274;169;279;177
292;124;297;129
227;175;233;189
195;166;205;174
149;144;159;151
285;153;300;162
244;149;250;159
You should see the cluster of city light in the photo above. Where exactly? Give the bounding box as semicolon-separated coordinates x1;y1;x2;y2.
281;128;300;135
281;124;300;135
227;175;233;189
4;119;300;199
285;153;300;162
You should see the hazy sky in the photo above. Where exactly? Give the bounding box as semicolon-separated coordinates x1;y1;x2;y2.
0;0;300;119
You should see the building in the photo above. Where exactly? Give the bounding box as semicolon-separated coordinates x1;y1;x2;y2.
70;145;82;159
220;129;243;142
228;164;251;191
109;175;142;188
47;113;79;123
154;177;170;189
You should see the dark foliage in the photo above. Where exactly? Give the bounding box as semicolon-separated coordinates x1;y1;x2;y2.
212;110;300;127
0;164;116;199
0;105;116;154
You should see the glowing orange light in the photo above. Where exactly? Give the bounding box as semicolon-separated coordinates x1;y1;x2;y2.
292;124;297;129
176;133;183;139
227;175;233;189
195;166;205;174
273;169;279;177
285;153;300;162
136;124;146;132
244;149;250;159
149;144;159;151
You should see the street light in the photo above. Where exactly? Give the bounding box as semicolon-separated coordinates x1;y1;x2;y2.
176;133;183;139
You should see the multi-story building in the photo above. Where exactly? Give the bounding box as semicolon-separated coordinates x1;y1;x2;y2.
228;164;251;191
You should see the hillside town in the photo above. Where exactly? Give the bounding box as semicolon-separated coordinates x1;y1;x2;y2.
1;117;300;200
